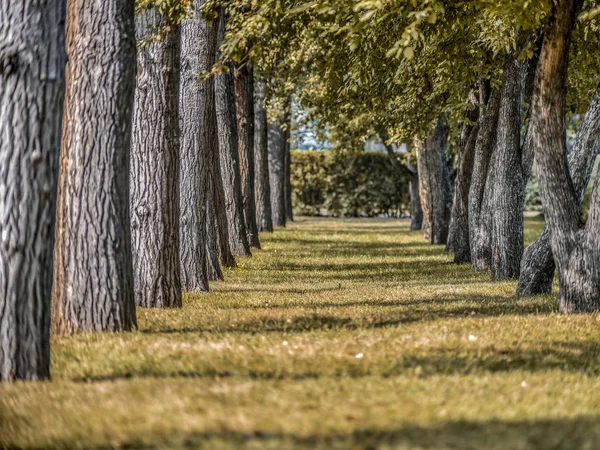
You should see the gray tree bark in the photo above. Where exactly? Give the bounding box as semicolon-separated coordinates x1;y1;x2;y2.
235;63;261;248
416;139;432;240
179;0;218;292
527;0;599;312
269;121;287;227
518;82;600;296
469;88;501;271
409;172;424;231
254;77;274;232
130;9;182;308
205;188;224;281
215;11;251;257
285;125;294;222
53;0;137;333
0;0;66;381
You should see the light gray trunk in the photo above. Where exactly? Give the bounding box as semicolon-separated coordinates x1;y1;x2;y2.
215;11;251;257
130;9;182;308
0;0;66;381
53;0;137;333
269;121;287;227
254;78;274;232
179;0;218;292
285;123;294;222
235;63;261;248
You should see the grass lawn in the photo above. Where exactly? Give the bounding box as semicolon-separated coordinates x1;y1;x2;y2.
2;217;600;449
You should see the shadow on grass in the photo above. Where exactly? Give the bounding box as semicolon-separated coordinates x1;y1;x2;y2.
21;416;599;449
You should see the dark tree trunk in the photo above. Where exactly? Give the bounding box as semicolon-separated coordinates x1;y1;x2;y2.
489;52;529;280
269;122;287;227
419;119;452;245
469;88;501;271
447;87;480;259
254;77;273;232
130;9;182;309
215;12;251;257
53;0;137;333
0;0;66;381
518;82;600;296
179;0;218;292
205;188;224;281
285;124;294;222
235;63;261;248
377;129;422;230
527;0;597;312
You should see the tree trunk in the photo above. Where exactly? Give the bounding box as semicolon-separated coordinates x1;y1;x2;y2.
420;119;452;245
179;0;218;292
130;9;182;309
215;11;251;257
205;188;224;281
527;0;596;312
0;0;66;381
416;140;432;240
409;173;424;231
469;88;501;271
447;88;480;260
518;82;600;296
269;122;287;227
53;0;137;333
254;77;274;232
235;63;261;248
285;124;294;222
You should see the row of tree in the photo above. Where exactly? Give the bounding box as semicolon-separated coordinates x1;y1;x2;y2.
0;0;293;381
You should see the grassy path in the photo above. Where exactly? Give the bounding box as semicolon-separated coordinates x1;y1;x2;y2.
2;218;600;449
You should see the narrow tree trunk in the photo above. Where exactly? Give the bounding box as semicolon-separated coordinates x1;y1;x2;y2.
0;0;66;381
269;122;287;227
254;77;274;231
420;119;452;245
285;124;294;222
215;11;251;257
409;173;424;231
53;0;137;333
205;188;224;281
528;0;597;312
447;89;480;260
130;9;182;308
416;140;432;240
489;52;529;280
469;88;501;271
518;82;600;296
235;63;261;248
179;1;218;292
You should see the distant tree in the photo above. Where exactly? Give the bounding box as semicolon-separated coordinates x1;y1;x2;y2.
53;0;137;333
0;0;67;380
254;77;274;232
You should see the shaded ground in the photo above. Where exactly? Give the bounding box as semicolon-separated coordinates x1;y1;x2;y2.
2;217;600;449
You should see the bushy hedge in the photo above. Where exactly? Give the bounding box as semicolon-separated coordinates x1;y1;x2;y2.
290;150;410;217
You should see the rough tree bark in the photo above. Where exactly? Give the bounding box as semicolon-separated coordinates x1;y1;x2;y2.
418;119;452;245
130;9;182;308
269;121;287;227
284;124;294;222
215;11;251;257
377;129;422;230
0;0;66;381
446;88;480;261
469;88;501;271
416;139;432;240
53;0;137;333
205;188;224;281
528;0;600;312
489;52;530;280
517;83;600;296
235;62;261;248
254;77;274;232
179;1;218;291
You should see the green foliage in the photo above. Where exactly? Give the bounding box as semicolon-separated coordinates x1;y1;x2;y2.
135;0;193;45
291;150;410;217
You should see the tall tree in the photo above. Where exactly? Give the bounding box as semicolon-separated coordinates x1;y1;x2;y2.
53;0;137;333
284;119;294;222
235;61;261;248
0;0;66;380
215;11;252;257
205;188;224;281
269;121;287;227
517;83;600;296
254;77;274;232
528;0;600;312
130;7;182;308
179;0;218;291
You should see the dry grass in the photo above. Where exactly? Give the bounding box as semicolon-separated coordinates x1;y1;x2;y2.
2;217;600;449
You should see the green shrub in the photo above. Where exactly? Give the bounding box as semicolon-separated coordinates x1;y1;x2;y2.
290;150;410;217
